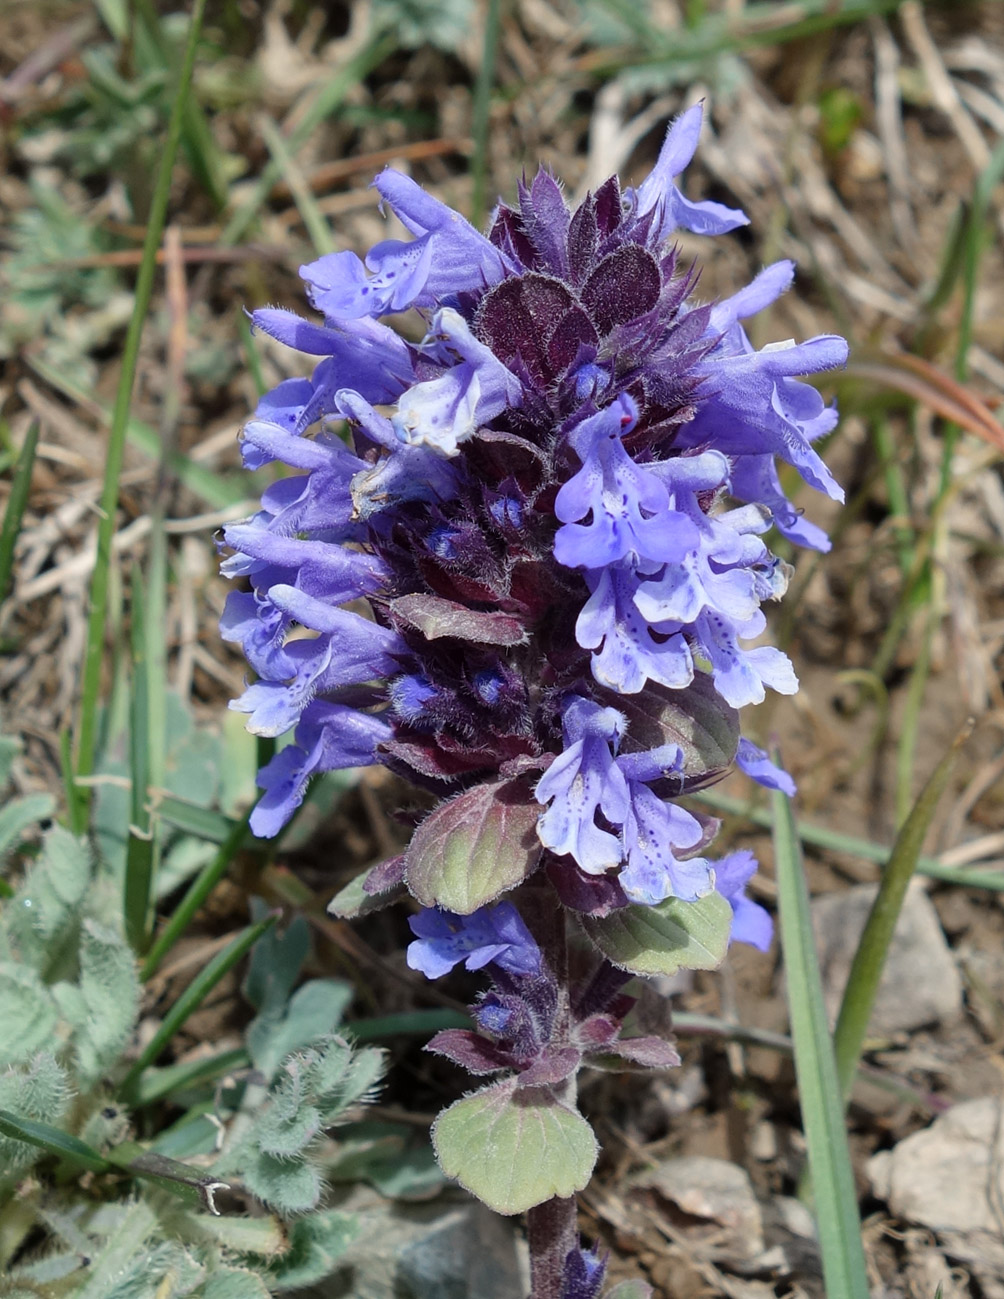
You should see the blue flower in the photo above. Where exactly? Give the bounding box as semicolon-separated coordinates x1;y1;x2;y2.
535;698;629;873
735;738;796;796
250;701;392;838
222;99;843;945
713;850;773;951
406;902;542;980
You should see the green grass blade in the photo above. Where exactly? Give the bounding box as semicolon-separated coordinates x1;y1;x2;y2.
124;566;156;953
154;796;243;844
0;421;39;604
107;1146;231;1211
120;911;278;1094
0;1109;110;1173
957;135;1004;381
132;0;229;211
348;1009;470;1042
772;784;870;1299
469;0;502;229
260;115;334;255
690;788;1004;890
132;1046;250;1107
73;0;210;833
832;724;970;1104
141;811;252;980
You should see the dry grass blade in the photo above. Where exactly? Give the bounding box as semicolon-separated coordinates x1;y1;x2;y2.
846;352;1004;453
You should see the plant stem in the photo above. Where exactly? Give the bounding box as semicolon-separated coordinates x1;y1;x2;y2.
527;1195;578;1299
524;885;578;1299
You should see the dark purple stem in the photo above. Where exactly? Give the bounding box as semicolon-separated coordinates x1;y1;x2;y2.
527;1195;577;1299
522;883;578;1299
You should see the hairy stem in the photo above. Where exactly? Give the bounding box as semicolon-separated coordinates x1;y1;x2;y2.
527;1195;577;1299
524;884;577;1299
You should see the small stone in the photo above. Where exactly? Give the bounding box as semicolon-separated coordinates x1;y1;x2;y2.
749;1121;777;1162
867;1097;1004;1233
809;879;963;1036
628;1155;764;1263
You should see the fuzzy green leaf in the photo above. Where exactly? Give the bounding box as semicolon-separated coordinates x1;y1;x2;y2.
0;825;90;967
405;778;542;913
199;1269;271;1299
73;919;140;1087
266;1209;358;1289
607;1283;655;1299
432;1080;598;1215
245;978;352;1081
256;1076;321;1159
0;1054;71;1180
0;792;56;863
307;1039;386;1117
581;891;732;976
0;963;58;1067
192;1214;285;1258
236;1146;323;1215
327;860;405;919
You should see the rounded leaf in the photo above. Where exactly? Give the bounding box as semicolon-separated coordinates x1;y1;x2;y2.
405;779;542;913
611;674;739;787
582;891;732;976
432;1080;598;1215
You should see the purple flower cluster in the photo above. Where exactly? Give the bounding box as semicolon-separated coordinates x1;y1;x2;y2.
221;104;844;949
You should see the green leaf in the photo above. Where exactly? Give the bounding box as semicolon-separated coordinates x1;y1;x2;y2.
327;859;405;919
432;1080;598;1215
0;1108;110;1172
135;1046;249;1107
256;1083;322;1159
308;1040;385;1117
73;919;140;1087
772;786;870;1299
0;964;58;1068
0;824;89;968
405;778;542;913
245;979;353;1081
0;1054;71;1180
325;1127;446;1199
236;1145;323;1215
0;793;55;864
125;564;156;953
581;891;732;976
199;1269;271;1299
606;1283;654;1299
193;1213;285;1258
266;1209;359;1289
611;673;739;783
243;912;309;1015
348;1008;469;1042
